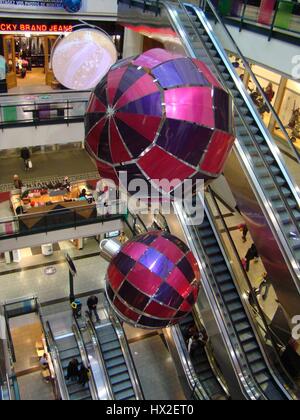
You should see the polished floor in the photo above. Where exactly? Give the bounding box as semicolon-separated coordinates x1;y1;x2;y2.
0;148;99;192
8;68;54;95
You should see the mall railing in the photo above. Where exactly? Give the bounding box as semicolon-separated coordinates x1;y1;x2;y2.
206;0;300;42
0;202;126;240
0;98;89;129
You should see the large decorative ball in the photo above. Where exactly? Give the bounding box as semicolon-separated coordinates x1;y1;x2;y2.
63;0;81;13
106;231;200;329
85;48;235;195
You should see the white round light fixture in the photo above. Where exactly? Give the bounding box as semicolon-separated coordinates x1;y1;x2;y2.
51;28;118;90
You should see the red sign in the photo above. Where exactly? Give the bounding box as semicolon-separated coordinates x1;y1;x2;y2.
0;23;73;32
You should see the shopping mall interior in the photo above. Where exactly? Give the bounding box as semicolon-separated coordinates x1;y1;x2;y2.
0;0;300;402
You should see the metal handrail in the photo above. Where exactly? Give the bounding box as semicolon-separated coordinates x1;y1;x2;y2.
103;296;145;400
168;325;208;400
46;321;70;400
85;315;115;400
207;187;299;399
72;319;99;400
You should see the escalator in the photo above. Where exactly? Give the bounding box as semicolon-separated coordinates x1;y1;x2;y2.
165;0;300;293
175;196;295;400
48;327;93;401
119;0;300;304
176;313;229;400
86;296;144;401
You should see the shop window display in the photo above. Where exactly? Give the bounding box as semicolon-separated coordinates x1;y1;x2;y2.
276;79;300;147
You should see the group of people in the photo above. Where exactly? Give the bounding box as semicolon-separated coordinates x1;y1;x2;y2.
66;359;90;388
186;324;208;358
71;295;100;323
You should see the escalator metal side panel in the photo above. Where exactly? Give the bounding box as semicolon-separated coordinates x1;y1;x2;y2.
224;151;300;320
163;327;207;400
165;212;247;400
46;323;70;401
174;201;291;400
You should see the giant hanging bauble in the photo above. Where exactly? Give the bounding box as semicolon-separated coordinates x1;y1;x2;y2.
63;0;81;13
85;48;235;196
106;231;200;329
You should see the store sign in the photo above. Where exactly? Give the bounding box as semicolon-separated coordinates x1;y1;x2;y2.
0;0;64;9
0;22;73;32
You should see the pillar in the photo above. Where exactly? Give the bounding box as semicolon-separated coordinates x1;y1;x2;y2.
122;28;144;59
268;76;287;135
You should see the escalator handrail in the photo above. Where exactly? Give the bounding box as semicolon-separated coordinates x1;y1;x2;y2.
182;2;300;210
207;187;299;399
166;0;300;292
191;308;231;397
45;321;70;401
200;0;300;165
106;304;145;400
170;325;209;400
174;200;270;400
72;318;99;400
201;195;292;399
85;314;115;400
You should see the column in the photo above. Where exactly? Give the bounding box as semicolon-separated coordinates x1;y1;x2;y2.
268;76;287;135
122;28;144;59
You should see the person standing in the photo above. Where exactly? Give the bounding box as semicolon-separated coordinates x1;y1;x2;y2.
87;295;100;322
78;364;90;388
66;359;79;382
239;223;248;243
13;174;23;190
20;147;31;171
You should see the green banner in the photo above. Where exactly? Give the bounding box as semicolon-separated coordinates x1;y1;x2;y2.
2;106;17;122
274;1;294;30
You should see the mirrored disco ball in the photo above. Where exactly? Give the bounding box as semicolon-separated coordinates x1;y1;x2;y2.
63;0;82;13
52;28;117;90
106;231;200;329
85;48;235;195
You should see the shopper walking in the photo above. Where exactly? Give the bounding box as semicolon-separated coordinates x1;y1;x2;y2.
66;359;79;382
20;147;31;171
238;223;248;243
245;244;259;272
257;272;272;301
87;295;100;322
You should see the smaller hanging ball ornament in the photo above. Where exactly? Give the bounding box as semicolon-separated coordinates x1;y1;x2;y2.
106;231;200;329
63;0;82;13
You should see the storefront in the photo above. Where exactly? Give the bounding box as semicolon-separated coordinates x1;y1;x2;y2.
229;53;300;150
0;18;124;93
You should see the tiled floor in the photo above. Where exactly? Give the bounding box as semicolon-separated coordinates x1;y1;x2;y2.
17;371;55;400
10;313;43;373
8;68;54;95
129;334;186;400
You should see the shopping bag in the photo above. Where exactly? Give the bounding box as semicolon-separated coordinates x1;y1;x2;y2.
28;160;33;169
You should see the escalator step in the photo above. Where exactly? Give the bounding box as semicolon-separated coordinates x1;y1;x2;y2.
209;255;225;265
109;364;129;377
243;341;258;353
227;301;244;313
101;340;121;352
212;264;228;275
205;246;220;257
240;331;255;344
222;291;239;304
106;356;126;369
231;312;247;323
235;321;251;333
111;372;130;385
70;389;91;401
216;272;232;284
217;65;226;72
247;350;263;364
255;372;271;385
116;388;136;400
113;380;133;394
251;361;267;375
103;348;123;360
219;282;236;293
